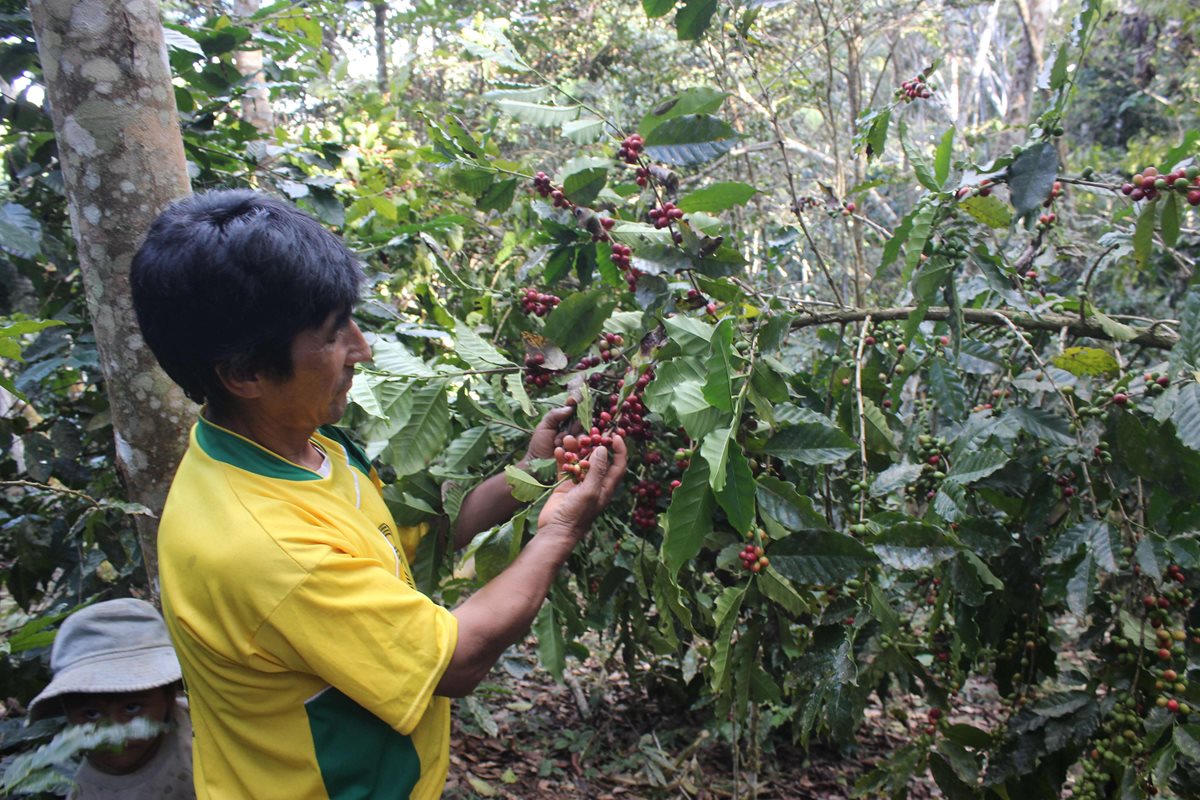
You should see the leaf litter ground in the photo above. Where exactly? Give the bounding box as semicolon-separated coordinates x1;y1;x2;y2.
445;635;1005;799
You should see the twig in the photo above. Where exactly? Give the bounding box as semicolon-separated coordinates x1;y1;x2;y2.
854;316;872;522
788;306;1179;349
1;479;102;508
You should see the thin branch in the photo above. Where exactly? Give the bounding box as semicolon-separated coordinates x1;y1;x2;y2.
789;306;1179;349
853;316;872;522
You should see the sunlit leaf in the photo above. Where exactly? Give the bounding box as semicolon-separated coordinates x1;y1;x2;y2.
1051;346;1119;377
677;181;758;213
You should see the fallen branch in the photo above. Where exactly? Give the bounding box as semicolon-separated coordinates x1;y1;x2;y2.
788;306;1179;349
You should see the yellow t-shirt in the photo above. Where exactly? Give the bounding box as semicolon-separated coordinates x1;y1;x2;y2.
158;417;458;800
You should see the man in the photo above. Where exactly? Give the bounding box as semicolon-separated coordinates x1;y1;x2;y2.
129;189;626;799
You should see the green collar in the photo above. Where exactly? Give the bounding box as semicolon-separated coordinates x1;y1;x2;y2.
195;415;322;482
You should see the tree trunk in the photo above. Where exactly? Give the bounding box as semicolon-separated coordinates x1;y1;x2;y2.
374;3;389;95
28;0;195;593
233;0;275;133
1010;0;1049;130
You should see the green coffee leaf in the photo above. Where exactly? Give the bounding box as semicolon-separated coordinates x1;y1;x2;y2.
543;289;617;357
1008;142;1058;218
663;458;715;576
716;446;756;533
644;114;738;166
503;465;552;502
769;530;878;585
764;422;856;465
678;182;758;213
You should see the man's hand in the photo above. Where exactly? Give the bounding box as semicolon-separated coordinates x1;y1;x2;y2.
537;436;627;538
524;405;578;464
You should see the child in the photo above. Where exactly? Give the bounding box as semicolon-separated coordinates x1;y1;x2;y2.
26;598;194;799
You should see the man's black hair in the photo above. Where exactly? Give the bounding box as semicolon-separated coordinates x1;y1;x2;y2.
130;190;365;405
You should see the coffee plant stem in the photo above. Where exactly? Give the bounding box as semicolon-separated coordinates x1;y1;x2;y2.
0;480;105;509
788;306;1180;348
854;315;871;522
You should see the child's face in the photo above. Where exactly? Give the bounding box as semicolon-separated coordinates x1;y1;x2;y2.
61;688;174;775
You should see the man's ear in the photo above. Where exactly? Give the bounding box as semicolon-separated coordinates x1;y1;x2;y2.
214;361;264;400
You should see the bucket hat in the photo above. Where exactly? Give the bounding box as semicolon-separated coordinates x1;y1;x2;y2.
26;598;181;722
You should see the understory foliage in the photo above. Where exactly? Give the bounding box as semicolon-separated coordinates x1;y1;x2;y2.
3;0;1200;798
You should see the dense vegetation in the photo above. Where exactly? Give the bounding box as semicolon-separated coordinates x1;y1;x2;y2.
2;0;1199;797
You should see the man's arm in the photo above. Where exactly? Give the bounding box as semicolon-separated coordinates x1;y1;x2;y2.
435;436;626;697
451;405;576;549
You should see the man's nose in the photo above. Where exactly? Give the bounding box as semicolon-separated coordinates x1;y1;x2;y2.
347;320;371;364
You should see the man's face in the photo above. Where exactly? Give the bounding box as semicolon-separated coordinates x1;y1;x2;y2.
62;688;174;774
259;310;372;430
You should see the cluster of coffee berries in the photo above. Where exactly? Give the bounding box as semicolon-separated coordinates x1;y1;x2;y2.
573;353;603;371
684;288;718;316
573;333;624;371
929;629;950;664
1043;180;1064;207
601;369;655;442
519;287;561;317
915;575;942;606
739;543;768;572
1054;470;1077;498
616;133;644;165
531;173;572;209
930;231;970;261
897;74;934;101
794;195;820;213
923;707;943;736
555;429;614;483
631;478;662;529
608;242;641;292
648;202;684;229
1121;165;1200;205
1036;180;1064;228
1071;383;1143;418
841;201;857;217
954;178;993;200
599;331;624;359
905;435;949;501
634;167;650;187
1074;693;1148;799
523;354;556;388
1143;370;1171;394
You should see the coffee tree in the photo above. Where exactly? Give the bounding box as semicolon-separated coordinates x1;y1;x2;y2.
1;0;1197;797
338;2;1199;798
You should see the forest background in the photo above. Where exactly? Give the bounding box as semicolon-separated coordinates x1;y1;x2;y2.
1;0;1199;798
